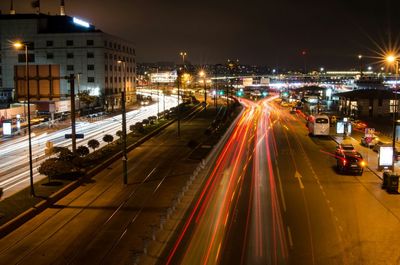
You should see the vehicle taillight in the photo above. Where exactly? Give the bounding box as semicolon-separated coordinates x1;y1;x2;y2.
343;159;347;165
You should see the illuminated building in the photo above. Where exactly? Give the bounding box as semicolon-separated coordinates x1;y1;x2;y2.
0;10;136;113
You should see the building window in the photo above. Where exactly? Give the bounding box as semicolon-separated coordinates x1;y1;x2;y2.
105;77;108;83
104;41;108;47
67;65;74;71
0;66;2;75
46;53;54;59
109;65;112;71
105;65;108;71
88;77;95;83
66;40;74;46
67;52;74;59
87;40;94;46
87;64;95;70
390;100;399;113
378;98;383;107
114;77;117;82
104;53;108;59
87;52;94;58
46;40;53;47
18;54;35;63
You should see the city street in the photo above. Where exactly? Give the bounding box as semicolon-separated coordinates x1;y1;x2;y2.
0;105;216;264
0;93;177;199
166;97;400;265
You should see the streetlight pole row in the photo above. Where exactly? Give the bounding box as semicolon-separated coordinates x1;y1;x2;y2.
118;60;128;184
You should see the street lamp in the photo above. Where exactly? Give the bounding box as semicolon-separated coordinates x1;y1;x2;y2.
117;60;128;184
180;51;187;66
199;70;207;110
386;54;399;171
13;41;35;197
358;54;363;76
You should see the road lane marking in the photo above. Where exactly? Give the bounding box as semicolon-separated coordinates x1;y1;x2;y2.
275;163;287;212
294;171;305;189
287;226;294;248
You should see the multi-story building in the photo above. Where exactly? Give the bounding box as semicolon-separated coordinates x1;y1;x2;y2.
0;12;136;114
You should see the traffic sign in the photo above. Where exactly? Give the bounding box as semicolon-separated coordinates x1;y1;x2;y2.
65;133;84;139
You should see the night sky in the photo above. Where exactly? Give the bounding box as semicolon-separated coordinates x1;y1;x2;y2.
1;0;400;69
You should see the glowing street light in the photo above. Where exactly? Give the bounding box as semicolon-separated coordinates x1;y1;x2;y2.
13;41;35;197
199;70;207;110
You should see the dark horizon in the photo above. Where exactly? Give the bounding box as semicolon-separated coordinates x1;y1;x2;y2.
1;0;400;70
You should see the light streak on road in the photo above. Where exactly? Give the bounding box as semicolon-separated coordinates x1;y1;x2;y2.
0;95;178;199
167;96;288;265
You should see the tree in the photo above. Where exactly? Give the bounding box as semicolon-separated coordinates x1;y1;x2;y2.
76;146;90;157
52;146;74;161
142;119;150;126
116;130;123;139
78;90;97;107
88;139;100;151
103;134;114;145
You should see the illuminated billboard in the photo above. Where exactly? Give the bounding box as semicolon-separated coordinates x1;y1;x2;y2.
379;146;393;168
2;122;12;136
150;71;178;83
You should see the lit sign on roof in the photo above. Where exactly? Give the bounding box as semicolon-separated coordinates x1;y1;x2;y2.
73;17;90;28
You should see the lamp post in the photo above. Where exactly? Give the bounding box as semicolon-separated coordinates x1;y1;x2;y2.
199;70;207;110
358;54;363;76
13;41;35;197
177;52;187;137
386;54;399;171
118;60;128;184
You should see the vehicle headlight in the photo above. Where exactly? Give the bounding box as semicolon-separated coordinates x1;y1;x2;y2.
360;161;366;167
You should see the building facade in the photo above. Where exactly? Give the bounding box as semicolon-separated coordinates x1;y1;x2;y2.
0;13;136;113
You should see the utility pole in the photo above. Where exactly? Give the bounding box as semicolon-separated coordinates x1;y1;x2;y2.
177;70;181;137
69;74;77;153
118;60;128;184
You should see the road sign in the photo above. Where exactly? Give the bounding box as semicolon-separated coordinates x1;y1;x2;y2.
65;133;84;139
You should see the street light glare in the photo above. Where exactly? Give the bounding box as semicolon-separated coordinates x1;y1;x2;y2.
199;70;205;77
386;54;396;63
13;42;23;49
358;54;362;59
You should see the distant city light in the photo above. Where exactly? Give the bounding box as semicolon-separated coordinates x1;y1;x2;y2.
367;66;372;71
320;67;324;72
73;17;90;28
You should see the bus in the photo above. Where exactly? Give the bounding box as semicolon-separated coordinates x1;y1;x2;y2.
307;114;330;136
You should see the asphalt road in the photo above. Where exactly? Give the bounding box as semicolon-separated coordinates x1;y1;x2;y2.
0;93;177;199
0;106;216;264
166;97;400;265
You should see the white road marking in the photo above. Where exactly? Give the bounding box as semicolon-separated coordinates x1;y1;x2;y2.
294;171;305;189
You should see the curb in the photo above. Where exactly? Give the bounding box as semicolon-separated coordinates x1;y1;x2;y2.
0;113;188;239
329;135;383;180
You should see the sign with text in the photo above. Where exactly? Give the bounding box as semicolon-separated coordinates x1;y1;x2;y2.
336;122;344;134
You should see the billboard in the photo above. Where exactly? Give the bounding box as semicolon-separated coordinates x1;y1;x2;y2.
15;64;61;101
243;78;253;87
150;71;177;83
379;146;393;168
2;122;12;136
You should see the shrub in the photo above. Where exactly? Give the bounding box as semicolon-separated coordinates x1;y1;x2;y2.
76;146;90;157
88;139;100;151
142;119;150;126
103;134;114;144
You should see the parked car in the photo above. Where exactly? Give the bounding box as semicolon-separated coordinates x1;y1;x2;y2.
360;136;379;148
352;120;368;130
